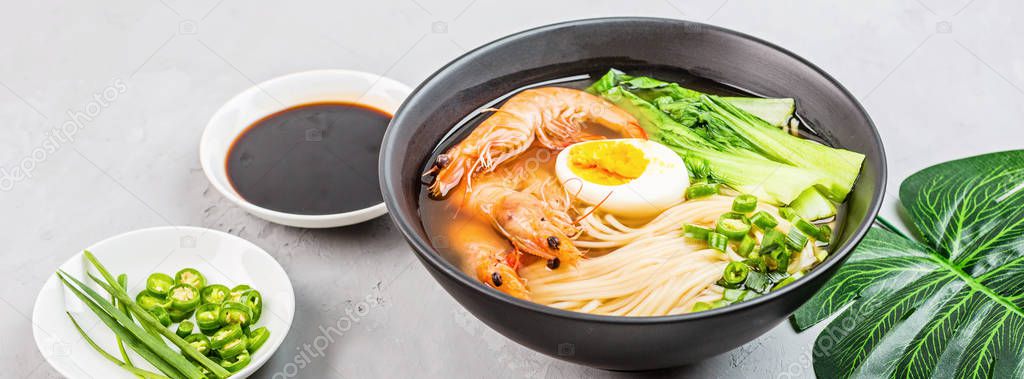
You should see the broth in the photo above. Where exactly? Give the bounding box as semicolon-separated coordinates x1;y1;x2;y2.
418;71;843;272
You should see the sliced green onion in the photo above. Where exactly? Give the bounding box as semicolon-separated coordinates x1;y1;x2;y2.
769;247;791;273
731;194;758;213
744;270;771;293
750;211;778;230
683;224;712;240
716;213;751;240
685;182;719;200
790;217;823;238
786;229;809;251
722;262;750;285
760;229;787;253
722;288;747;302
707;232;729;252
778;207;797;221
691;301;713;312
818;224;833;243
773;271;804;291
737;234;756;256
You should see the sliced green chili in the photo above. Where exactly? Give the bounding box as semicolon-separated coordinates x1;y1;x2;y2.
218;352;251;373
685;182;719;200
168;308;194;323
217;336;248;360
750;211;778;230
218;302;252;326
135;291;170;311
722;261;750;285
716;213;751;240
247;327;270;353
196;303;222;333
227;285;251;303
185;333;212;356
731;194;758;213
210;324;243;350
174;268;206;289
168;284;200;312
238;290;262;324
176;320;195;338
201;284;230;305
145;273;174;297
147;306;171;327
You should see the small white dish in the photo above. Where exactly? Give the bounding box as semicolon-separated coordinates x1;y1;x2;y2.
32;226;295;379
200;69;412;228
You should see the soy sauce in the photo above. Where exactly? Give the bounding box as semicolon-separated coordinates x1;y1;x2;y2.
226;102;390;215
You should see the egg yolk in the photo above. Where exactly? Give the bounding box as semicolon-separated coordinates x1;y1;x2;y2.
568;141;649;185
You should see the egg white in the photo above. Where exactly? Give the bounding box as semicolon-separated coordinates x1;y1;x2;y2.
555;139;689;218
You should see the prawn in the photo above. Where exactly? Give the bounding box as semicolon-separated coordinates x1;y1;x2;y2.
425;87;645;199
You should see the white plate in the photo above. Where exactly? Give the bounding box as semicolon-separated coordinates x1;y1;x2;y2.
200;69;412;228
32;226;295;378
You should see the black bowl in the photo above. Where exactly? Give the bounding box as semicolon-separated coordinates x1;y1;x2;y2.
380;17;885;370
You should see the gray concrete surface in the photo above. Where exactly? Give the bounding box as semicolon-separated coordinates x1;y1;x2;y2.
4;0;1023;377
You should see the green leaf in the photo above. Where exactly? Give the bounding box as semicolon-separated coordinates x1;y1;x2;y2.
792;150;1024;378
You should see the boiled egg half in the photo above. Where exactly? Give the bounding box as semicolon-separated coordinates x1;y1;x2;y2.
555;138;689;218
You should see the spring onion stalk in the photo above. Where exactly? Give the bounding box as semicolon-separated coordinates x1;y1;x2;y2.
111;273;137;371
82;251;231;379
57;272;201;379
66;312;169;379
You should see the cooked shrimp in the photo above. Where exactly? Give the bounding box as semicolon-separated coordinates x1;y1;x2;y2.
426;87;645;198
